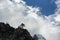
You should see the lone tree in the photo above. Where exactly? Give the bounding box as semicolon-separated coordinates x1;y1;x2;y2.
18;23;25;29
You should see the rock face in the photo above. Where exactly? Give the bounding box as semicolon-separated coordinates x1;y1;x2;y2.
33;35;38;40
33;34;46;40
0;22;33;40
0;22;46;40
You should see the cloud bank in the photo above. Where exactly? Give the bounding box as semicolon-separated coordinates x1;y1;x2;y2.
0;0;60;40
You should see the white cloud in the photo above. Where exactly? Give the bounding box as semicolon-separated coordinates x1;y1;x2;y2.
0;0;60;40
46;0;60;40
54;14;60;22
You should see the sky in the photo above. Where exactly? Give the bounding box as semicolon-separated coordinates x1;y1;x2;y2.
23;0;57;16
0;0;60;40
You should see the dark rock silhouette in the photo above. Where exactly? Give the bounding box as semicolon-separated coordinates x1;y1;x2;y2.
0;22;46;40
0;22;33;40
33;34;46;40
33;34;38;40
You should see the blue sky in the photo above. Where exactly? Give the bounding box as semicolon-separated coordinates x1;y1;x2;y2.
23;0;57;16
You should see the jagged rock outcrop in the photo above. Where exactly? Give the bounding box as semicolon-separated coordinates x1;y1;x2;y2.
33;34;46;40
33;34;38;40
0;22;33;40
0;22;46;40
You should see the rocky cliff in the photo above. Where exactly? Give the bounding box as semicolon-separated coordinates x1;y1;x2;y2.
0;22;33;40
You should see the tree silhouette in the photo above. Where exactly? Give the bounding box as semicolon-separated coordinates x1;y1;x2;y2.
18;23;25;29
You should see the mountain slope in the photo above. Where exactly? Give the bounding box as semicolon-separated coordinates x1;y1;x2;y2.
0;22;46;40
33;34;46;40
0;22;33;40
